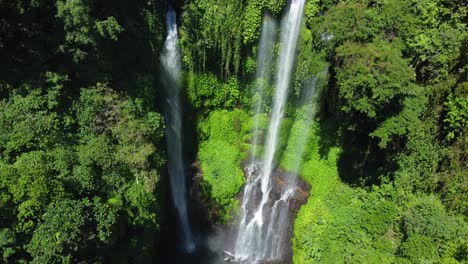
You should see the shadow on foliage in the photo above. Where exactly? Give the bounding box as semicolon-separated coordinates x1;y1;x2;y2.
336;128;389;186
315;67;398;187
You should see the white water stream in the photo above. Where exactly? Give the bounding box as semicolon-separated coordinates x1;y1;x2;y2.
160;9;195;253
233;0;306;261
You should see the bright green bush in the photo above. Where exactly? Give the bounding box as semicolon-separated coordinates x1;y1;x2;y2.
244;55;257;75
243;2;263;45
199;140;244;206
399;234;440;263
198;109;251;221
304;0;320;28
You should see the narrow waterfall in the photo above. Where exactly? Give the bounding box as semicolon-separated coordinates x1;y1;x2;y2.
160;9;195;252
250;13;277;163
233;0;306;261
259;0;305;200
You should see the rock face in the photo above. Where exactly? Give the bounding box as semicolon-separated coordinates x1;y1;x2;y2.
241;160;310;213
269;167;310;212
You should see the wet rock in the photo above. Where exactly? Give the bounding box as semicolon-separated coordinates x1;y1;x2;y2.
267;166;311;213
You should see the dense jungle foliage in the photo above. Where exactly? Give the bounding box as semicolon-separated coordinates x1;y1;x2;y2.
0;0;466;263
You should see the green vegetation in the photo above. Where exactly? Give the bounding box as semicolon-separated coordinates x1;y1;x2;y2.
288;0;468;262
0;1;165;262
1;0;467;263
291;122;467;263
0;79;164;262
185;72;241;111
197;110;251;221
182;0;467;262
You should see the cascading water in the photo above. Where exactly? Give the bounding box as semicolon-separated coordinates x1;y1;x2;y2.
250;13;277;163
231;77;319;262
232;15;276;260
160;8;195;253
233;0;306;262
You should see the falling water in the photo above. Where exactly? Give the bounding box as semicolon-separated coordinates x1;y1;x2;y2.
160;8;195;252
250;13;277;163
233;15;276;258
233;0;306;261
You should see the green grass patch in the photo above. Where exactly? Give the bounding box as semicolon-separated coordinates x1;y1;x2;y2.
198;109;251;221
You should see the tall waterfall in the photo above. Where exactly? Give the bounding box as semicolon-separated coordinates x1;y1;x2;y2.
233;0;306;261
160;9;195;252
250;14;276;163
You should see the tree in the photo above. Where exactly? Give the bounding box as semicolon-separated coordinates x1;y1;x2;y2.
27;199;92;263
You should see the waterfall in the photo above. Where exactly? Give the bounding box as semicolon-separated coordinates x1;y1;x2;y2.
233;0;306;261
160;8;195;253
233;15;276;257
250;13;277;163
